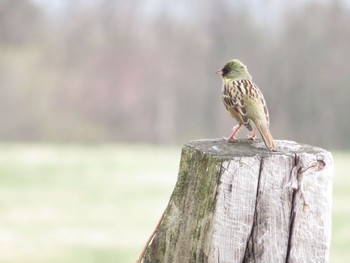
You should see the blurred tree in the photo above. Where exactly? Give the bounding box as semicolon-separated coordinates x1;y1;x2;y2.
0;0;44;46
0;0;349;148
272;0;350;148
0;0;48;140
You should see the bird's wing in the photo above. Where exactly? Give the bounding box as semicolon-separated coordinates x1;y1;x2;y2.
250;81;270;126
222;79;270;129
222;80;252;130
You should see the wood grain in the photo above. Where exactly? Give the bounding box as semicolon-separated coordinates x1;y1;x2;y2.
142;139;333;263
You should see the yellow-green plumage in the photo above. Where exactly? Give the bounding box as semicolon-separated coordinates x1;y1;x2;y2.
217;59;277;151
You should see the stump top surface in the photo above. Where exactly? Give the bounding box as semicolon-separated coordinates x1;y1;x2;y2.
186;139;329;158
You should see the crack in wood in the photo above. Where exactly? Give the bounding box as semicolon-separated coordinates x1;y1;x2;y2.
285;153;298;263
141;140;332;263
244;156;264;262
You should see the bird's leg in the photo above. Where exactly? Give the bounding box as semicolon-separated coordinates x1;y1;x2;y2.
224;124;242;142
247;128;257;141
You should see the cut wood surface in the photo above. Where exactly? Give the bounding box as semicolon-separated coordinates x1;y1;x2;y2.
142;139;333;263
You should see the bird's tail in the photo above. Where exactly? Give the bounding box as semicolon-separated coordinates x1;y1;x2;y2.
257;123;277;151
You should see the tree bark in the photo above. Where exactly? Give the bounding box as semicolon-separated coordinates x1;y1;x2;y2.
142;139;333;263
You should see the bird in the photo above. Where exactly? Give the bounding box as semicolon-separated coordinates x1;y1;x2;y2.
216;59;277;151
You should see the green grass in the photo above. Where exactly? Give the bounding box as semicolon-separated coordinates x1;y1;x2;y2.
0;144;348;262
331;152;350;262
0;143;180;263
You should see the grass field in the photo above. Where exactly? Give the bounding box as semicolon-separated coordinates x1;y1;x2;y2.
0;144;348;262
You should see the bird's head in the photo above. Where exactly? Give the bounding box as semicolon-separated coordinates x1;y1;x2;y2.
216;59;252;81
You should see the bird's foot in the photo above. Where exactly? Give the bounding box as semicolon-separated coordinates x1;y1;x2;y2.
224;124;242;142
223;136;238;142
247;129;257;141
247;134;256;141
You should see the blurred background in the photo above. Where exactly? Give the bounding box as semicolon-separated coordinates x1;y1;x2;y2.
0;0;349;262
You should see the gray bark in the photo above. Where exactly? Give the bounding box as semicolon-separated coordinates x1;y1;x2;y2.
143;139;333;263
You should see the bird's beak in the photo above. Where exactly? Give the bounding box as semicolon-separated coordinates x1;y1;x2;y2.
216;69;223;76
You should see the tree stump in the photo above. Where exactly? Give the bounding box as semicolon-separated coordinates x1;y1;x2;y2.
142;139;333;263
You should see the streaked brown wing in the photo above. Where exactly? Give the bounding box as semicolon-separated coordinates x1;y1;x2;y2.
251;82;270;126
222;80;252;131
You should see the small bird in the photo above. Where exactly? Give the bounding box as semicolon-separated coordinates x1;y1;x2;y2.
216;59;277;151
